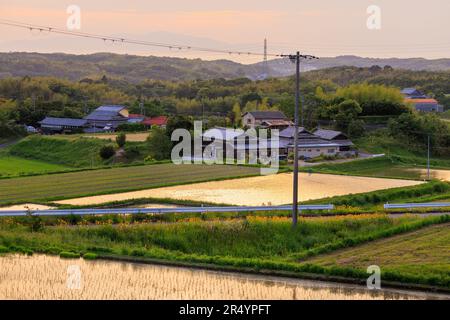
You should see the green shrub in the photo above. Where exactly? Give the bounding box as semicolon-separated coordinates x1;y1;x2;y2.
60;251;80;259
83;253;98;260
0;245;9;253
99;145;115;159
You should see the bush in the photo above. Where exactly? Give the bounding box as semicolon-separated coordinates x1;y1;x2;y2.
99;145;115;159
146;127;172;160
60;251;80;259
83;253;98;260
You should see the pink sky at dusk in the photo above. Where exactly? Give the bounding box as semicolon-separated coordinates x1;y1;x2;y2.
0;0;449;63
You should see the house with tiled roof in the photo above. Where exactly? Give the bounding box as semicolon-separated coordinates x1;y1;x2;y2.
405;98;443;113
401;88;427;99
242;111;292;129
84;105;129;129
39;117;88;133
313;129;354;153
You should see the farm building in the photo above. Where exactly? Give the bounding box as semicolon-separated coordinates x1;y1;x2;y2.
313;129;354;154
84;105;129;129
201;126;353;161
242;111;292;129
39;117;88;134
280;126;341;158
401;88;427;99
405;98;443;112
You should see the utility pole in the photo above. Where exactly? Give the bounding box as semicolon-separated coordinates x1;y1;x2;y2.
427;134;430;180
281;52;318;227
263;38;268;78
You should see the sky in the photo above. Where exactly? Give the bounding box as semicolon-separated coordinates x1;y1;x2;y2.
0;0;449;63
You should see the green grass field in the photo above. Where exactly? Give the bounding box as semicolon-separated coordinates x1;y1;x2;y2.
307;223;450;286
307;157;422;179
0;163;261;205
0;156;70;178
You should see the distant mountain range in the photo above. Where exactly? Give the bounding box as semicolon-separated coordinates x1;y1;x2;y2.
0;52;449;82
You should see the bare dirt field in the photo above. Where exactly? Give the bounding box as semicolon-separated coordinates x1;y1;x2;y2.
0;203;55;211
56;172;422;206
84;132;150;142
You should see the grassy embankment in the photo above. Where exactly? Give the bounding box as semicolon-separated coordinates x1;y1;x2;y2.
0;134;158;177
0;214;448;290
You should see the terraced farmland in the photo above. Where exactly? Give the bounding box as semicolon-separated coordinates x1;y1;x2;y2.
0;164;260;205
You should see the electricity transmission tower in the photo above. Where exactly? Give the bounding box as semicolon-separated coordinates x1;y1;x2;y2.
280;52;319;227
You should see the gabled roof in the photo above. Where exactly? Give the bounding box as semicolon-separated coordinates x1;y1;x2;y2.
243;111;287;120
279;126;310;138
401;88;419;94
96;105;127;113
85;105;128;121
39;117;87;127
313;129;348;140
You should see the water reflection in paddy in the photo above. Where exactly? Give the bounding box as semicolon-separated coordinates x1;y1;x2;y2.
0;255;447;300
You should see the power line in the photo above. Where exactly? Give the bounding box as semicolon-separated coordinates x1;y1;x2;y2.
0;19;284;58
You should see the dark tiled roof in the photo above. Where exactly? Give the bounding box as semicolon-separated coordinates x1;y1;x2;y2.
39;117;87;127
279;126;310;138
96;105;127;112
244;111;287;120
314;129;348;140
85;105;128;121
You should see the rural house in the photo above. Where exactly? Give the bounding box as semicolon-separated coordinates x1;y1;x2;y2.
84;105;129;130
279;126;341;158
39;117;88;134
401;88;427;99
405;98;443;113
313;129;355;155
242;111;292;129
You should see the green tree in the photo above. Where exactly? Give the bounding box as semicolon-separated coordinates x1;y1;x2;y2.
116;132;126;148
147;127;172;160
334;99;362;131
232;103;242;126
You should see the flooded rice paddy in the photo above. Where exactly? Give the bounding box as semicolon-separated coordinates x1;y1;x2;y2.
0;254;446;300
56;172;422;206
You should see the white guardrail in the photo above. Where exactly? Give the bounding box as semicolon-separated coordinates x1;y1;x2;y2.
384;202;450;209
0;204;334;217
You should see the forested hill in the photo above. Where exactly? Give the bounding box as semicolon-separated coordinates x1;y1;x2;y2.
0;52;449;82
